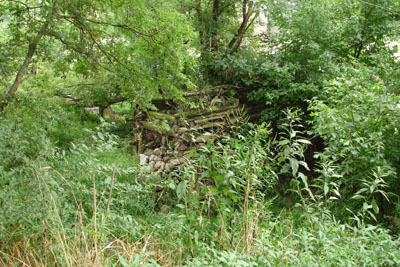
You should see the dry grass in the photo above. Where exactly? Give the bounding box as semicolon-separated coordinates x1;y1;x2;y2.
0;228;180;266
0;169;179;267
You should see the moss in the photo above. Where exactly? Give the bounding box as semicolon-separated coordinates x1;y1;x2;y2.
141;121;175;137
148;111;175;123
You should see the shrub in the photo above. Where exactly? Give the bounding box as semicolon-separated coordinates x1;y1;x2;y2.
310;64;400;221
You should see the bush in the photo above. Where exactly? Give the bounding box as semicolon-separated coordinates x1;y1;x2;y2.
0;97;157;243
310;64;400;221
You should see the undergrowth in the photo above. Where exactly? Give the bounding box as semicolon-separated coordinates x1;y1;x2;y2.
1;96;400;266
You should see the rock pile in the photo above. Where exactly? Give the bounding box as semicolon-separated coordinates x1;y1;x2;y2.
138;147;192;174
133;88;263;175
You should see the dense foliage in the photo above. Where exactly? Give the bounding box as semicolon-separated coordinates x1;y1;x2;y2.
1;0;400;265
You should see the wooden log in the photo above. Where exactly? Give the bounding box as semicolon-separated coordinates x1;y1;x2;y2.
148;111;175;124
141;121;175;137
107;106;117;122
184;105;240;120
179;110;207;119
185;122;225;132
195;134;220;143
191;109;242;124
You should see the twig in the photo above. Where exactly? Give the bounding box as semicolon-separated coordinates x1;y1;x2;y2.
0;250;31;267
63;82;109;88
142;233;153;253
105;168;116;221
9;0;44;10
50;168;80;209
356;0;399;15
83;18;159;38
281;219;293;241
92;170;98;261
270;208;285;233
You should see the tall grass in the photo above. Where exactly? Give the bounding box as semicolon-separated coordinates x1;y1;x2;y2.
1;99;400;266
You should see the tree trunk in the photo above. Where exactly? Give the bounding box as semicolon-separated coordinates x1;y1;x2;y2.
107;106;117;122
99;105;106;117
210;0;220;52
354;42;363;58
228;0;255;54
1;20;51;110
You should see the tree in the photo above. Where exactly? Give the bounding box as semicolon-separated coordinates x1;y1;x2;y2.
0;0;194;111
180;0;265;80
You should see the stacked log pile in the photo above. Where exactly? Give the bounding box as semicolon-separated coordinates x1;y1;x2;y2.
132;89;263;174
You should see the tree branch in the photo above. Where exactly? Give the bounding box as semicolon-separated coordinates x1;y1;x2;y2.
228;0;256;53
63;82;109;88
60;16;159;38
9;0;44;10
356;0;399;15
2;20;51;109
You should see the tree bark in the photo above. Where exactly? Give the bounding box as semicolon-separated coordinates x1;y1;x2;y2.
107;106;117;122
228;0;255;54
1;20;51;110
210;0;220;52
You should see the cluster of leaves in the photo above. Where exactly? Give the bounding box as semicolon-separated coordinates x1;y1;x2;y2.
0;96;160;244
255;211;400;266
0;0;196;110
1;0;400;265
172;123;277;211
208;0;400;120
310;64;400;222
1;94;400;265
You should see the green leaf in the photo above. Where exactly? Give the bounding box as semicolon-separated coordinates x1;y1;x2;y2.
176;204;185;209
98;132;104;141
230;194;238;203
297;139;311;144
188;149;196;158
226;170;234;178
371;198;379;214
176;180;187;200
118;255;129;267
324;183;329;195
132;254;140;266
168;180;176;190
278;156;286;162
289;158;299;176
201;171;209;178
278;140;289;146
355;188;368;195
363;202;372;211
299;160;309;170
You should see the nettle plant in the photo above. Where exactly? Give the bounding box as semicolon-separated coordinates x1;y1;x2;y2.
169;123;278;249
275;109;314;205
174;123;278;210
310;65;400;222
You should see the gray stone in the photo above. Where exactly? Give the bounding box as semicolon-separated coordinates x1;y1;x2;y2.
180;157;189;164
154;148;162;156
169;159;180;166
139;154;149;166
146;161;155;172
155;162;166;175
154;161;164;170
178;144;188;151
149;154;161;162
144;149;153;156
